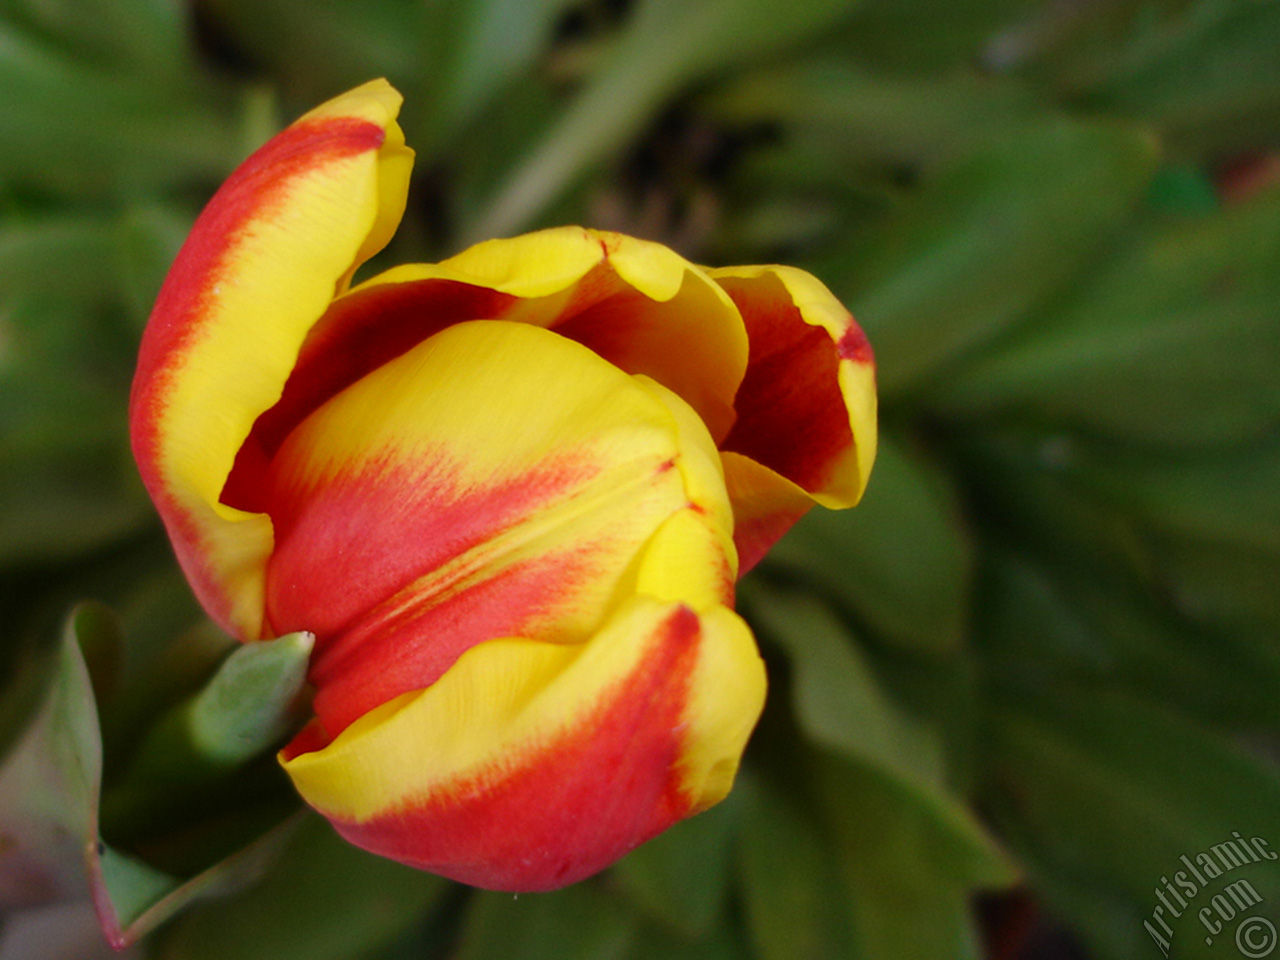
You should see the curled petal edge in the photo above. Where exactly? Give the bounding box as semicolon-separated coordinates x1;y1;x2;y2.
708;265;877;571
129;79;413;640
270;226;751;449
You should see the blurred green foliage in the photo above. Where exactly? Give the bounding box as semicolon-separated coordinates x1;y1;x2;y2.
2;0;1279;958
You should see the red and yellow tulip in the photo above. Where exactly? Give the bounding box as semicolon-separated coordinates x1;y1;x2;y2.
129;79;876;891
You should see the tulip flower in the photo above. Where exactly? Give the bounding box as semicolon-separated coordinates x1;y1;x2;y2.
129;79;876;891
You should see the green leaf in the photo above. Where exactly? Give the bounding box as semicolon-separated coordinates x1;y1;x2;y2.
947;426;1153;577
0;278;134;388
1000;0;1192;88
0;0;194;80
0;604;300;944
950;419;1280;730
0;287;143;564
451;74;563;234
0;24;239;196
113;203;194;330
984;425;1280;594
624;922;751;960
976;545;1280;733
613;790;738;937
1083;1;1280;157
952;424;1280;725
185;632;313;767
412;0;578;154
1150;536;1280;639
761;432;973;654
742;582;1013;891
931;188;1280;447
199;0;427;110
100;617;237;766
736;772;859;960
1057;439;1280;557
741;743;1013;960
819;117;1158;397
703;59;1045;171
73;601;126;708
99;632;312;844
831;0;1042;72
94;844;179;928
0;604;103;907
152;814;447;960
466;0;859;239
0;214;119;306
1;544;206;766
1146;163;1220;216
811;752;997;960
744;582;945;790
710;194;849;259
458;884;639;960
0;618;58;775
92;818;303;946
983;685;1280;960
0;471;150;565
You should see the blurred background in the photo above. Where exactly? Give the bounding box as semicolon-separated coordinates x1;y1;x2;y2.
2;0;1279;958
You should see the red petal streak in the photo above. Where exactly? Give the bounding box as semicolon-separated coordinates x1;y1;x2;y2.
131;117;386;476
554;268;674;372
718;275;859;492
266;449;611;736
553;263;741;440
310;548;601;737
129;116;385;632
266;448;594;639
314;606;703;891
838;322;875;365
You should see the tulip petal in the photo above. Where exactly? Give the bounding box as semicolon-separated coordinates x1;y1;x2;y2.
708;266;877;571
720;451;817;576
261;321;735;739
229;228;749;477
280;594;764;892
129;80;412;640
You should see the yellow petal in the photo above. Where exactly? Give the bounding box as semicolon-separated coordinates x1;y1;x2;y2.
130;79;412;639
